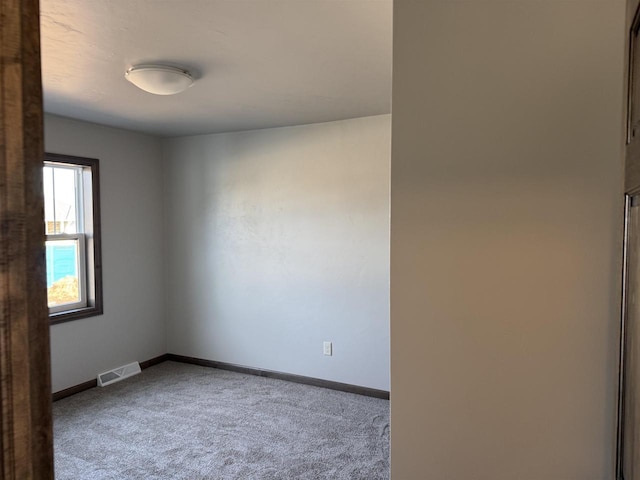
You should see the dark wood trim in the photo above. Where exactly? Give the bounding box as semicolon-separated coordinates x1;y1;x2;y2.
45;152;99;168
627;3;640;146
52;354;170;402
627;3;640;193
52;379;97;402
166;354;390;400
139;353;170;370
44;152;103;324
49;306;102;324
53;352;390;401
0;0;54;477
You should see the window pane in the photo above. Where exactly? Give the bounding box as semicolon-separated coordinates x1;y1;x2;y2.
46;239;81;307
52;167;78;234
43;165;81;234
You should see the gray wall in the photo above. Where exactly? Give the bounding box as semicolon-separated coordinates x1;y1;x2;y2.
391;1;626;478
163;115;390;390
45;114;166;392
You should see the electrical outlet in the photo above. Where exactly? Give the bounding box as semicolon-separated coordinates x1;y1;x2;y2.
323;341;332;356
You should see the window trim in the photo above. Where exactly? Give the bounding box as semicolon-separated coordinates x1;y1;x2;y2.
45;152;103;324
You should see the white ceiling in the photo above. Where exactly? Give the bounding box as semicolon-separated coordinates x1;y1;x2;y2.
40;0;392;137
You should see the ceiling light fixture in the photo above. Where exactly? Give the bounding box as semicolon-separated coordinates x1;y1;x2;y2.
125;65;194;95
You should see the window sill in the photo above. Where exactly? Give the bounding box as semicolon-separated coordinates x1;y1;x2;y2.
50;306;103;325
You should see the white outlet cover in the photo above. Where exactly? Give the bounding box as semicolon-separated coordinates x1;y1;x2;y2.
323;341;332;356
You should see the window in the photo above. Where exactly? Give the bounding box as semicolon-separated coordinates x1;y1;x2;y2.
44;153;102;323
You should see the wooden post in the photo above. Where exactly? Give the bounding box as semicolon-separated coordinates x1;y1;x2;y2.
0;0;54;478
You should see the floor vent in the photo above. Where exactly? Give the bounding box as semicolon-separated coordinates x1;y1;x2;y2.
97;362;141;387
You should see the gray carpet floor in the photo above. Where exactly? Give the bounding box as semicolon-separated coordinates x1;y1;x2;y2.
53;361;390;479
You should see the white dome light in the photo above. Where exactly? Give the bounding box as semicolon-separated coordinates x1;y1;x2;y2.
125;65;194;95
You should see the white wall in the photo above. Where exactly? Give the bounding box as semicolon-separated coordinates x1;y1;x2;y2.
45;114;166;392
163;115;390;391
391;1;626;479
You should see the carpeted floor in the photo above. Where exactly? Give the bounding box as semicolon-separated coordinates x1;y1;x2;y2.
53;361;390;479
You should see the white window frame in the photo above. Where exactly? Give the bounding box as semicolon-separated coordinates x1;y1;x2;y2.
45;163;88;313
